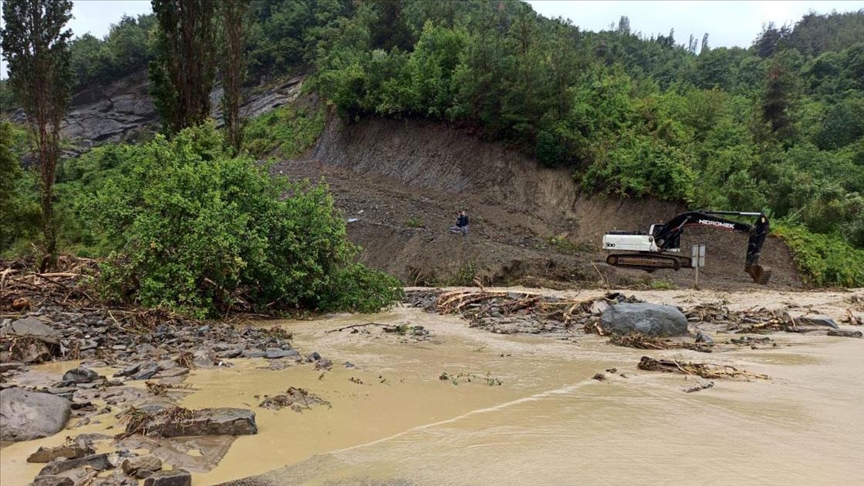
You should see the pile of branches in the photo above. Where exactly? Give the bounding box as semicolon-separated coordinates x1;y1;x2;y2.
0;255;99;313
432;289;639;332
116;406;198;440
608;333;712;353
638;356;768;381
685;302;849;334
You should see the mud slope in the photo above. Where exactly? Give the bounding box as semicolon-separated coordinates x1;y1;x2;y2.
282;115;800;290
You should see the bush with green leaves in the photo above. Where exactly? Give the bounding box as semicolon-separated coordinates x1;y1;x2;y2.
82;122;402;316
0;122;41;254
772;224;864;287
243;102;325;158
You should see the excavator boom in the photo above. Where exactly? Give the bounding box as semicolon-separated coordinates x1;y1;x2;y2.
602;210;772;284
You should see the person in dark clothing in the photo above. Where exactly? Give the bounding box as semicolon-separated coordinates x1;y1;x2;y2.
450;210;469;236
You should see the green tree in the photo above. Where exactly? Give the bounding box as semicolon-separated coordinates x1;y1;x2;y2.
1;0;73;268
83;123;402;316
149;0;217;134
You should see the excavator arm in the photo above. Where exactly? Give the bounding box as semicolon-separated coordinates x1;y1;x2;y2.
651;211;771;284
602;210;772;284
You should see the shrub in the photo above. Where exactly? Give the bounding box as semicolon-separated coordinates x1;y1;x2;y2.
243;102;325;158
0;122;40;253
772;224;864;287
82;122;401;316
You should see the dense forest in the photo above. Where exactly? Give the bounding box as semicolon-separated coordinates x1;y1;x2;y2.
2;0;863;289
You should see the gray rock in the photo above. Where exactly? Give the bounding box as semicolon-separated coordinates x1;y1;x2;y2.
136;343;157;354
242;350;267;358
143;469;191;486
217;349;242;359
44;387;76;400
33;476;74;486
695;331;714;344
37;453;113;476
192;350;216;367
130;364;159;381
795;315;839;329
0;388;71;441
114;364;141;378
0;318;58;362
0;317;60;344
28;442;95;463
265;348;298;359
600;303;689;337
827;330;863;338
152;367;190;379
122;455;163;477
62;367;99;384
0;361;25;372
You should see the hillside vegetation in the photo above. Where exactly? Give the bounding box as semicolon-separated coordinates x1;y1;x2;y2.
2;0;863;287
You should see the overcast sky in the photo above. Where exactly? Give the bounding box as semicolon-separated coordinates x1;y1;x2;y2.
2;0;863;78
527;1;863;49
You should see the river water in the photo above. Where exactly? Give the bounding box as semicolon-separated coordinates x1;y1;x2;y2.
2;289;863;485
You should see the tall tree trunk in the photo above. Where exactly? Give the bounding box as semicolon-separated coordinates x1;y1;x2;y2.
221;0;248;154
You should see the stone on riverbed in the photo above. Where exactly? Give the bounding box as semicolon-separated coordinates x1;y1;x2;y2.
0;317;61;344
127;407;257;438
600;303;689;337
122;455;163;478
0;317;60;363
62;367;99;384
28;442;95;462
0;388;71;441
794;315;839;329
143;469;191;486
33;476;74;486
827;329;863;338
37;452;113;476
265;348;298;359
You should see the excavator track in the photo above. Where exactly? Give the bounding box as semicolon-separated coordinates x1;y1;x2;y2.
606;253;691;271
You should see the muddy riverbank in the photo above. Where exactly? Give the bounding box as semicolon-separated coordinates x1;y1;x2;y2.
2;287;863;486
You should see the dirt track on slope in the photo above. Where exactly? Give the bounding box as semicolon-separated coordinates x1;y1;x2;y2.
274;114;801;291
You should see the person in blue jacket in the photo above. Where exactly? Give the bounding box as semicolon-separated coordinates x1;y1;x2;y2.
450;210;469;237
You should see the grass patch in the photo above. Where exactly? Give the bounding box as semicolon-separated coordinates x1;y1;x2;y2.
244;103;325;158
547;234;591;254
405;216;425;228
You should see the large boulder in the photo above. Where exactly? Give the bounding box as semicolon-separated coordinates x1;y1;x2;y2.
0;317;60;344
0;317;61;363
0;388;71;441
600;303;689;337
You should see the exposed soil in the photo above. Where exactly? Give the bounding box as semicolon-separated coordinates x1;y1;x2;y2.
276;113;801;291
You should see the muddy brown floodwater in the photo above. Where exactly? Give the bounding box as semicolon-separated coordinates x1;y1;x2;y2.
2;288;863;486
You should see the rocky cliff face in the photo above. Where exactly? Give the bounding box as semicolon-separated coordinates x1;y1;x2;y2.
12;73;305;149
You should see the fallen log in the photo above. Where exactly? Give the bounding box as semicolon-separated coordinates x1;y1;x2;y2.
638;356;768;381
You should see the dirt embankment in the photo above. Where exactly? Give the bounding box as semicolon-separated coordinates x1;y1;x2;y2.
276;114;801;291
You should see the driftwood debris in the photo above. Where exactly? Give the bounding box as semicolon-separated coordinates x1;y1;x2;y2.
428;289;639;333
259;387;330;412
1;256;97;314
638;356;769;381
607;332;713;353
